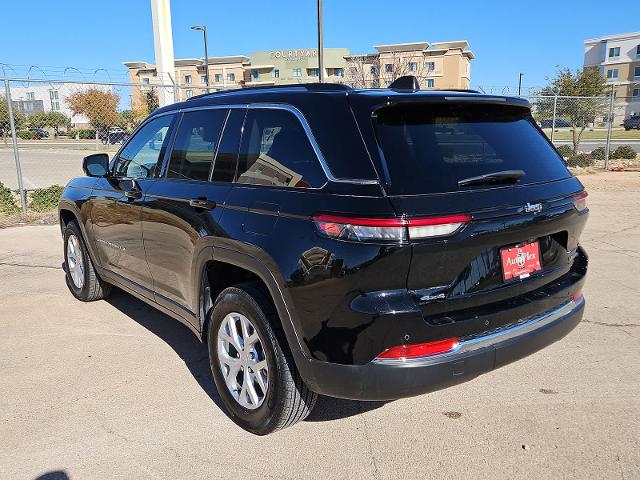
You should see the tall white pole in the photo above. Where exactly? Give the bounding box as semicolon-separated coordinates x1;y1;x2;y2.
150;0;176;107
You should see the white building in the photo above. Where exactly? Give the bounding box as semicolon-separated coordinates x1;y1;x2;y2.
10;83;113;127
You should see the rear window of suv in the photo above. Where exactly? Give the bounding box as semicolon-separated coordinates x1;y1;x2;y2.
373;102;571;195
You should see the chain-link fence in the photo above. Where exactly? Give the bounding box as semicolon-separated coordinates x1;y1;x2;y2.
1;77;639;218
1;77;183;216
525;94;639;170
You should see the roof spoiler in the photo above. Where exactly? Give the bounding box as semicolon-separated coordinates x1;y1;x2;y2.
389;75;420;91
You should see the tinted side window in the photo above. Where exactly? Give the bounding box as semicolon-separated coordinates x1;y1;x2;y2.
166;109;227;181
236;109;325;188
114;115;174;178
212;108;245;183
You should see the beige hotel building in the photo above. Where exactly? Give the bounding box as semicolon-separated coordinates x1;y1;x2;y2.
124;40;474;105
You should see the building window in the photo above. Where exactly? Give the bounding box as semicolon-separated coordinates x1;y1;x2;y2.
185;75;192;84
606;68;619;79
425;61;435;71
227;72;235;82
49;90;60;111
251;70;259;79
408;62;417;72
635;66;640;78
308;68;319;77
292;68;302;77
608;47;620;58
371;80;380;88
201;75;208;84
426;79;435;88
26;92;35;100
334;68;343;77
186;89;193;98
637;45;640;57
214;73;222;83
633;88;640;97
272;69;280;78
370;65;378;76
142;77;150;85
384;64;393;73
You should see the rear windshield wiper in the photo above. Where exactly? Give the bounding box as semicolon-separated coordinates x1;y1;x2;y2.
458;169;525;187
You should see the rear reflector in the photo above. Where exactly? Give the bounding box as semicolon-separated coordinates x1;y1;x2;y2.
572;290;583;303
312;214;470;242
376;337;459;360
573;191;588;213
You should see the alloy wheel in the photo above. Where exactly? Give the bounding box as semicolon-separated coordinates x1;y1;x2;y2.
66;234;85;289
217;312;269;409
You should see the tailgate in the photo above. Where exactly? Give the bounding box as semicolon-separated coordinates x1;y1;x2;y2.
389;178;587;315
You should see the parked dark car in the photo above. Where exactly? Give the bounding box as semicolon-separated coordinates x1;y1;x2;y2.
29;127;49;139
100;127;129;144
59;80;588;435
538;118;571;128
623;114;640;130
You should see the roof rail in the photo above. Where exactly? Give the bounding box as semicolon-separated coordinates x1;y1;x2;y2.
187;82;351;101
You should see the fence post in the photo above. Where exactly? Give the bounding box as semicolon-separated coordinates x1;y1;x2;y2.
604;84;615;170
551;94;558;144
3;79;27;213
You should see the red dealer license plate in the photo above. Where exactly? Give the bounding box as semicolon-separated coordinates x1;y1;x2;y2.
500;241;542;281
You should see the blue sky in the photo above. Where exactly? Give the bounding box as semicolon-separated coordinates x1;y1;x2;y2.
1;0;637;91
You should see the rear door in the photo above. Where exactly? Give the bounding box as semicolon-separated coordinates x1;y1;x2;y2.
369;100;588;317
143;107;245;323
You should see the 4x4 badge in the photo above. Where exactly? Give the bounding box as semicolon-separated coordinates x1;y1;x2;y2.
524;202;543;214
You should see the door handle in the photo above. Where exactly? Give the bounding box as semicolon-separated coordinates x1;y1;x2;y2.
124;188;142;200
189;198;216;210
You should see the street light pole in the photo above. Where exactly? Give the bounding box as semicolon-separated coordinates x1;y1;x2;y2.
191;25;210;92
518;73;524;96
317;0;324;82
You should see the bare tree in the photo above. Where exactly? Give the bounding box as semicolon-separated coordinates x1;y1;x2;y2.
345;52;436;89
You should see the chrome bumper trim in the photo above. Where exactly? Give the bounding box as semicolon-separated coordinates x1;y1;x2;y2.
373;297;583;365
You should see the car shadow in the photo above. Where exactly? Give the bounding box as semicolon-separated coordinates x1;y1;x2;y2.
105;288;387;423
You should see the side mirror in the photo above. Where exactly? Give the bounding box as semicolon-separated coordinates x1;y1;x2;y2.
83;153;109;177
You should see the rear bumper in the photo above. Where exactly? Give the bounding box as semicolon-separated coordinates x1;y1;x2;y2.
300;296;584;401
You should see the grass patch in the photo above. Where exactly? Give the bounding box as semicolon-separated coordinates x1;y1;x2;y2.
28;185;64;212
0;181;19;215
542;129;640;141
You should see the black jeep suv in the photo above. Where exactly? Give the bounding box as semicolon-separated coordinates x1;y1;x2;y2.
59;81;588;435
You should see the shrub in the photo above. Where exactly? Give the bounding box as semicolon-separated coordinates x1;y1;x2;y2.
0;181;18;215
590;147;606;160
16;130;35;140
78;128;97;139
556;144;573;158
29;185;64;212
611;145;637;160
568;153;595;168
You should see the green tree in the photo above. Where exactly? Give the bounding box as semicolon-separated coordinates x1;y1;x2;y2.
114;109;139;131
67;88;120;134
0;95;26;145
144;88;159;114
44;111;71;136
536;67;608;153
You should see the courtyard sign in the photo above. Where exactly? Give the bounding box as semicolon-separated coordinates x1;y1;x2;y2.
270;49;318;61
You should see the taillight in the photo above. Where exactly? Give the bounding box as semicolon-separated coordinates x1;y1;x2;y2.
573;191;588;213
312;214;470;242
376;337;459;360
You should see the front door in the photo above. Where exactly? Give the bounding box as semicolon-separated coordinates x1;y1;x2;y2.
90;114;176;290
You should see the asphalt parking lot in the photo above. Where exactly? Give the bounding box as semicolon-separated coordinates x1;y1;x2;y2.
1;172;639;479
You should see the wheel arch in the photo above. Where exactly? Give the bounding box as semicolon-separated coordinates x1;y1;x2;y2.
200;248;310;364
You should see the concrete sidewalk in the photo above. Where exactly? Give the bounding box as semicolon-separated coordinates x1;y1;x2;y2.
0;173;638;479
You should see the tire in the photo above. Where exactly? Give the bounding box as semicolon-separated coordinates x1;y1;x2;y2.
63;221;111;301
207;282;317;435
